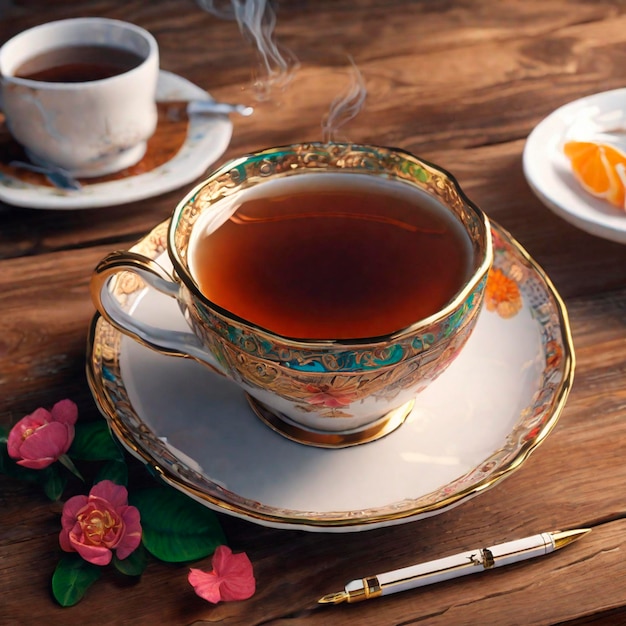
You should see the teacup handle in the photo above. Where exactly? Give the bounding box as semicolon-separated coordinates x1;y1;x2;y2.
90;251;227;376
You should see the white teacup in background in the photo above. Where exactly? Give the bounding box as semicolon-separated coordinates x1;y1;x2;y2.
0;18;159;177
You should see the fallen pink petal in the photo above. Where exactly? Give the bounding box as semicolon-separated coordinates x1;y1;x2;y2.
188;546;256;603
7;400;78;469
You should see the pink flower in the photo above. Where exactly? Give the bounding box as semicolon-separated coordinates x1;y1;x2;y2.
304;384;356;408
7;399;78;469
59;480;142;566
188;545;256;603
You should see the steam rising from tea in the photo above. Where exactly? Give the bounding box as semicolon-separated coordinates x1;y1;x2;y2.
196;0;298;100
322;58;367;142
196;0;367;139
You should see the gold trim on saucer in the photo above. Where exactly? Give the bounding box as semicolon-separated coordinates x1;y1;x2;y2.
246;395;415;448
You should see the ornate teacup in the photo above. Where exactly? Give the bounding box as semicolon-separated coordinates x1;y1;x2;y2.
91;143;492;447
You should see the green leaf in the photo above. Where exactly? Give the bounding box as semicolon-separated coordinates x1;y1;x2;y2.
68;421;123;461
41;465;67;501
113;543;149;577
51;553;101;607
130;486;226;563
0;424;8;444
94;459;128;486
57;454;85;482
0;451;7;476
0;445;44;483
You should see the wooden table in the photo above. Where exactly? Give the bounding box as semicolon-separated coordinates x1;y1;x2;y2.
2;1;626;624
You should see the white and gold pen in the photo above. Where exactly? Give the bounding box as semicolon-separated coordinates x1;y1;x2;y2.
319;528;590;605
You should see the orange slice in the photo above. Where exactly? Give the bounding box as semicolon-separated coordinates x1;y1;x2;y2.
563;140;626;209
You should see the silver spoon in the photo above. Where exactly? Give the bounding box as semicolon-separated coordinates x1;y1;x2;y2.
162;99;254;122
186;100;254;117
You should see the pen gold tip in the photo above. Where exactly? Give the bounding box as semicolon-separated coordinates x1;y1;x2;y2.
318;591;349;605
550;528;591;550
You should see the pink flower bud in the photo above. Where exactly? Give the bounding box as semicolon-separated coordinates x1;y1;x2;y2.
7;399;78;469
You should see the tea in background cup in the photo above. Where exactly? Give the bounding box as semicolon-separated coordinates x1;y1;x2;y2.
0;18;159;177
91;143;492;447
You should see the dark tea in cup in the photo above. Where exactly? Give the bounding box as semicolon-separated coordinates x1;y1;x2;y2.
14;45;145;83
189;174;474;339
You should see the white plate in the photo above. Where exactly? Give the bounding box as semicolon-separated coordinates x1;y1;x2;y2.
0;70;232;210
523;88;626;243
87;220;574;532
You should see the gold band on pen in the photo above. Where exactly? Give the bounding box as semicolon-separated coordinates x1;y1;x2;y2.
347;576;383;603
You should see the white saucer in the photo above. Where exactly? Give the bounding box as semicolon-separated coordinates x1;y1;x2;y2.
87;220;574;532
0;70;232;210
524;88;626;244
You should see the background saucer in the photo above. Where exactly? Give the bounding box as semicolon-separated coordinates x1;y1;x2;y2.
523;88;626;244
87;220;574;532
0;70;232;210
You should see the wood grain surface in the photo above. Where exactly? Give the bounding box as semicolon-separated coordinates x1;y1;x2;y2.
1;1;626;625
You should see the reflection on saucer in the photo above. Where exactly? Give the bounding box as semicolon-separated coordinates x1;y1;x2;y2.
0;70;232;210
0;102;188;186
87;220;574;532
